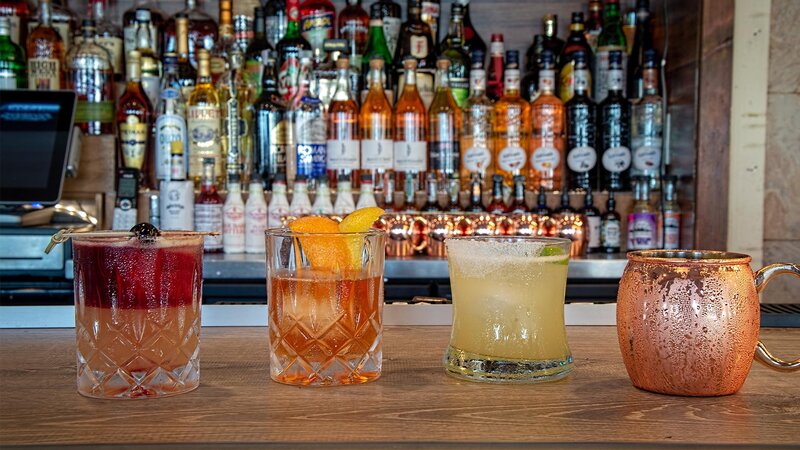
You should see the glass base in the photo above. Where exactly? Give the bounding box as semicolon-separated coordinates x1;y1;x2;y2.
444;345;573;383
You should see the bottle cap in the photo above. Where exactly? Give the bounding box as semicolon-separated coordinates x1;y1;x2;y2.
336;57;350;69
540;49;555;67
360;173;373;183
369;55;385;70
505;50;519;68
403;56;418;69
470;49;485;67
491;33;504;42
609;50;623;66
135;8;151;22
573;50;587;65
571;11;585;24
436;57;450;70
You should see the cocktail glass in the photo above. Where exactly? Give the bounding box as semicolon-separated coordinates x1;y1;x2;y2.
266;228;386;386
71;232;204;399
443;236;573;382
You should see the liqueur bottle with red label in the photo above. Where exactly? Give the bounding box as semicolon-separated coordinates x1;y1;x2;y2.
299;0;335;66
276;0;311;102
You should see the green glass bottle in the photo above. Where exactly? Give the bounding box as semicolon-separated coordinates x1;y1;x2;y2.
438;3;470;108
0;16;26;89
594;0;626;103
361;9;393;102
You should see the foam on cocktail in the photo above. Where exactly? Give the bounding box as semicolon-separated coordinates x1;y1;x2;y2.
445;239;567;278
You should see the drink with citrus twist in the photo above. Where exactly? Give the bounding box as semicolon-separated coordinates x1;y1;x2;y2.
444;236;573;382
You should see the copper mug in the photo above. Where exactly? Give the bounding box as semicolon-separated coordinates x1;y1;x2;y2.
617;250;800;396
380;214;427;257
426;214;457;257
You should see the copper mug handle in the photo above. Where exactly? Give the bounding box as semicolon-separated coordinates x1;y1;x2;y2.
753;263;800;371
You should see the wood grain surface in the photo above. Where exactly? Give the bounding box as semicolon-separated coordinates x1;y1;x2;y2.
1;326;798;448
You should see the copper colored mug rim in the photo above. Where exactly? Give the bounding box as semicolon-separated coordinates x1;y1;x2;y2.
627;249;752;265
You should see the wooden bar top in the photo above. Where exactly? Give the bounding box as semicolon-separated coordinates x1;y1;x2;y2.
1;326;798;448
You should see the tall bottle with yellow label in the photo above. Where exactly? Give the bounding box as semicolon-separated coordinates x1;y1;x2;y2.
117;50;153;188
187;49;223;186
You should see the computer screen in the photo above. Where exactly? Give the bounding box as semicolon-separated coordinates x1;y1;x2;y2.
0;90;76;205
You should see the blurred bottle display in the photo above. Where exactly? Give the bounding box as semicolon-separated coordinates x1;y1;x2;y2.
133;8;161;107
394;0;435;108
493;52;530;189
438;3;470;108
233;15;252;53
565;51;597;192
210;0;235;82
263;0;287;49
162;0;217;67
69;19;114;136
460;50;493;190
117;50;153;187
558;12;593;103
174;14;197;98
27;0;64;90
598;50;631;192
0;16;26;88
28;0;77;53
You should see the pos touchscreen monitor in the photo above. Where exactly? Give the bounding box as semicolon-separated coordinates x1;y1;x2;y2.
0;90;77;206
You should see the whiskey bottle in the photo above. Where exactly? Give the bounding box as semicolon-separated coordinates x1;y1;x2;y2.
299;0;335;66
68;19;114;136
598;50;631;191
244;7;271;95
289;175;313;217
223;173;245;254
438;3;470;108
565;50;598;192
276;0;311;102
558;12;594;102
371;0;401;58
27;0;76;53
460;50;493;190
117;50;153;187
195;157;224;252
162;0;217;66
27;0;63;90
509;175;528;214
267;173;290;227
293;51;327;186
580;188;601;253
356;173;378;208
154;57;188;182
486;174;508;214
89;0;122;81
485;34;504;101
428;57;461;188
630;48;662;189
594;0;626;102
133;9;161;106
394;0;435;108
122;0;164;62
245;176;268;253
493;56;530;188
422;172;441;212
360;56;394;194
174;14;196;98
327;57;361;185
393;57;427;198
0;17;25;88
254;50;289;189
530;50;565;192
187;49;223;186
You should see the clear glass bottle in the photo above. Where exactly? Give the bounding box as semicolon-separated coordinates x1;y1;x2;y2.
210;0;235;83
460;49;493;190
394;0;435;109
123;0;164;62
438;3;470;108
565;50;598;192
218;51;257;184
393;57;427;201
223;173;245;254
26;0;63;90
326;57;361;186
631;48;662;189
264;0;287;49
428;57;461;189
68;19;114;136
187;48;223;186
89;0;122;81
493;54;530;189
0;16;25;89
292;51;327;188
360;56;394;195
117;50;153;187
598;49;631;192
530;49;565;192
254;50;289;190
174;14;197;98
134;8;161;106
311;175;334;214
195;156;224;252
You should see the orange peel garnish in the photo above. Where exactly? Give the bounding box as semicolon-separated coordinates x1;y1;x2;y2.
288;216;351;272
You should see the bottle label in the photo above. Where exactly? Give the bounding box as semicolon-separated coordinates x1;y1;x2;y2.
594;48;627;101
498;146;527;172
602;146;632;173
361;139;394;170
326;139;360;170
195;203;224;250
587;215;601;249
417;71;435;107
489;41;504;57
187;106;222;179
29;20;72;50
266;15;288;48
210;55;227;77
463;146;492;172
504;70;520;92
628;212;658;250
558;63;575;101
223;203;246;251
663;211;681;249
643;68;658;91
27;58;60;90
382;16;402;56
270;119;290;176
159;180;194;231
601;219;620;248
410;35;429;59
119;115;148;170
245;59;263;93
451;79;469;108
470;69;486;93
429;140;460;174
632;138;662;171
268;204;288;228
567;146;597;173
245;204;268;252
394;141;427;172
75;101;114;125
0;73;16;89
531;147;561;172
278;53;299;100
297;143;327;178
300;11;334;54
95;36;124;75
155;113;188;180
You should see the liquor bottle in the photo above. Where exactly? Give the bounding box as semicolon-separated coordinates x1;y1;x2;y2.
580;188;601;253
420;0;440;44
460;50;493;190
299;0;335;65
598;50;631;191
585;0;603;52
394;0;435;108
631;48;662;189
360;56;394;193
312;39;348;110
494;55;530;188
276;0;311;102
456;0;486;62
245;7;271;95
26;0;63;90
555;191;575;215
187;49;223;186
356;173;378;208
525;15;563;74
428;57;461;187
509;175;528;214
466;172;484;212
293;51;327;186
195;157;224;252
422;172;441;212
289;175;313;216
134;9;161;107
361;12;393;102
382;171;397;212
223;173;245;254
327;57;360;185
529;49;565;191
162;0;217;66
520;36;542;101
218;52;257;182
267;173;290;227
155;54;188;180
0;0;29;46
446;172;460;212
264;0;287;49
169;140;186;180
565;50;597;192
627;0;652;100
371;0;401;58
600;190;620;253
627;176;657;250
0;17;25;89
622;8;636;56
338;0;368;65
174;14;197;98
122;0;164;62
393;57;427;205
594;0;626;103
333;174;356;215
67;20;114;136
486;34;504;101
311;175;334;214
558;12;593;102
233;15;252;54
88;0;122;80
533;186;551;216
245;176;268;253
254;50;289;189
438;3;470;108
486;174;508;214
159;142;194;231
27;0;76;53
658;175;680;249
210;0;235;82
117;50;153;187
